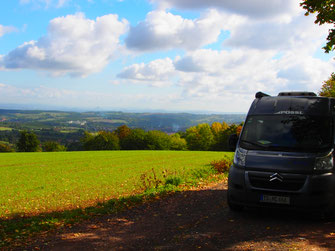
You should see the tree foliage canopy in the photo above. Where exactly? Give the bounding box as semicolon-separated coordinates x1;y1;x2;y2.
186;123;214;151
319;72;335;97
115;125;131;140
120;128;147;150
16;131;41;152
301;0;335;53
82;131;120;151
145;130;172;150
43;141;67;152
0;142;14;152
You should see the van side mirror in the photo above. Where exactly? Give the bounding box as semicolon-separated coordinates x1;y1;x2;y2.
228;134;238;151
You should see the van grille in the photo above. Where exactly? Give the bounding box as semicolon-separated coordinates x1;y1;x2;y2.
248;172;306;191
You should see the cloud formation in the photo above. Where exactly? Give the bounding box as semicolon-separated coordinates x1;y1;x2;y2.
0;25;17;37
151;0;300;19
117;58;175;86
0;83;181;111
1;13;128;76
19;0;69;8
118;48;335;100
125;9;225;51
224;13;329;52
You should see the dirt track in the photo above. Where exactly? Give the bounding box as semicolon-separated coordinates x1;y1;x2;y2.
23;181;335;250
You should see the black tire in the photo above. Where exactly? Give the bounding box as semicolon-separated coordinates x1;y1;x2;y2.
227;194;244;211
323;204;335;221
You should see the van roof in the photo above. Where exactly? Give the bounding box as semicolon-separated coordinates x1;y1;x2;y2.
248;95;334;116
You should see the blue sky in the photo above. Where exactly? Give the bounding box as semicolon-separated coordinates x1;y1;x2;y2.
0;0;334;113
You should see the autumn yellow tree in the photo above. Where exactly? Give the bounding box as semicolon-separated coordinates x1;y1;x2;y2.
211;122;223;137
222;121;229;131
319;73;335;97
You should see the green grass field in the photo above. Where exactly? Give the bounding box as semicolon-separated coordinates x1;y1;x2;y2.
0;127;12;131
0;151;232;219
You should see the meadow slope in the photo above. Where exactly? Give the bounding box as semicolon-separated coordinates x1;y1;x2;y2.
0;151;232;218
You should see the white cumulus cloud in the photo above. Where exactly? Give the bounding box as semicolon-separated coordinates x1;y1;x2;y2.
150;0;300;19
117;58;175;86
224;13;330;52
0;25;17;37
175;49;281;97
276;52;335;91
2;13;129;77
118;48;335;104
125;9;226;51
19;0;70;8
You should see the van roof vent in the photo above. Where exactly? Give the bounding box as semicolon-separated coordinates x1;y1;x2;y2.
278;92;317;97
255;92;270;99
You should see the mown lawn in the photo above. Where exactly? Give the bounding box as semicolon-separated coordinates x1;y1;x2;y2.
0;151;232;219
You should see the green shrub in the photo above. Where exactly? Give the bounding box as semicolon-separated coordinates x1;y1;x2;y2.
165;176;183;186
43;141;67;152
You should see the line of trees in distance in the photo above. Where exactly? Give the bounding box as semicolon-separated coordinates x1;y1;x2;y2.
0;121;242;152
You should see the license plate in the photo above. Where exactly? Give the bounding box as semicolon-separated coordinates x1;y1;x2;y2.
260;195;290;205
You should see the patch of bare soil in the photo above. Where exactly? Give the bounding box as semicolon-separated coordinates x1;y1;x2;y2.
21;181;335;250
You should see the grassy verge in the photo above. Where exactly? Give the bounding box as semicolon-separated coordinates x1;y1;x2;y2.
0;151;233;248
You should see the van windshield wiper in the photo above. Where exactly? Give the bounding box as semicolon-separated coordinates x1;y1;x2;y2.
240;140;268;148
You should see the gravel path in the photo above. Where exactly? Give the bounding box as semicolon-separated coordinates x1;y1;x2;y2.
23;181;335;250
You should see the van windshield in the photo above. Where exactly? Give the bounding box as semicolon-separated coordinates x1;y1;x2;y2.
239;115;332;152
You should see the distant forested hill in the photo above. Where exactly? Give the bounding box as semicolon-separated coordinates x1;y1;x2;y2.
0;109;245;133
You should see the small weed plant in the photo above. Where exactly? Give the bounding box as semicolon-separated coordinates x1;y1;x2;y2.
165;176;183;186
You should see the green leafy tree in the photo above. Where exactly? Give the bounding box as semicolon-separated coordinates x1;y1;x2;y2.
120;128;147;150
319;73;335;97
82;131;120;150
185;123;214;151
16;131;41;152
81;131;94;149
169;133;187;150
0;142;14;152
43;141;67;152
212;124;242;151
301;0;335;52
145;130;171;150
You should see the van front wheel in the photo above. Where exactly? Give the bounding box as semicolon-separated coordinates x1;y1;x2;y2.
227;194;244;211
323;203;335;220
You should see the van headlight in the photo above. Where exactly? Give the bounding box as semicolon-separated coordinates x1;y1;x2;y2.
314;153;333;171
234;147;247;167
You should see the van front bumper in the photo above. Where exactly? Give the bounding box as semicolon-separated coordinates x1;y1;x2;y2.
227;164;335;211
